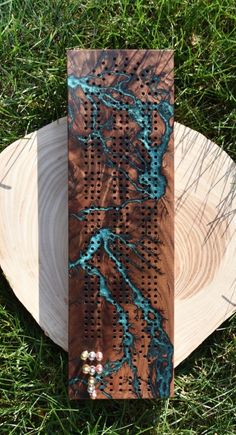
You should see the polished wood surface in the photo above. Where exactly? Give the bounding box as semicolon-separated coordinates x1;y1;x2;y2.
1;119;236;379
67;49;174;399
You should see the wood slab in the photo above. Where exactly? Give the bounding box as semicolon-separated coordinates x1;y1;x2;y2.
67;49;174;400
0;117;235;370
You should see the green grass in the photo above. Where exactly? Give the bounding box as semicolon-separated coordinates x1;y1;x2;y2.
0;275;235;434
0;0;236;433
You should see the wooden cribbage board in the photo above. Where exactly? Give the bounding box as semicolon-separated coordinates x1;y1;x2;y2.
68;49;174;399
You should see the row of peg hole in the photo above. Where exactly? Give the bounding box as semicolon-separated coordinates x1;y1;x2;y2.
80;57;161;355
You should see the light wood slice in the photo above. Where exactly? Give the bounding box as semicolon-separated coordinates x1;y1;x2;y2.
0;118;235;367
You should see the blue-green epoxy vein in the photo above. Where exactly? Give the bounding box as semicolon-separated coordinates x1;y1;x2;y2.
68;72;173;205
69;229;141;397
68;67;173;398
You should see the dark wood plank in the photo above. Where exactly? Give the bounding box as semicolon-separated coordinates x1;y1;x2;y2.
67;49;174;399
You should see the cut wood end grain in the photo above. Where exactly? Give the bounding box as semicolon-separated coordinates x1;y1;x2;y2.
0;117;235;367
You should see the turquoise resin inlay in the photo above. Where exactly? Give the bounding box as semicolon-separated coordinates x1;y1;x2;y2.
68;65;174;398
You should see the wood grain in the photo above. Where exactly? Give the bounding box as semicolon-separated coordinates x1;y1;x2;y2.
0;119;235;378
67;49;174;399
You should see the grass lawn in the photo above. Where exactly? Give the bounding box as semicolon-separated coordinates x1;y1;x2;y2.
0;0;235;433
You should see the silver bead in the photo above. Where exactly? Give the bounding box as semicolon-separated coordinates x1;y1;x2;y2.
87;385;95;394
88;351;96;361
89;365;96;375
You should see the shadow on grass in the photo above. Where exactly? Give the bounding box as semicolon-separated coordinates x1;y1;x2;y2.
1;268;235;433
